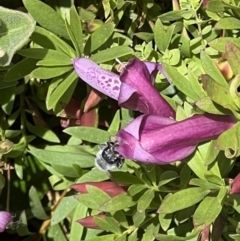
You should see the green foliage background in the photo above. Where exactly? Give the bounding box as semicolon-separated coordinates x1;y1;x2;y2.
1;0;240;240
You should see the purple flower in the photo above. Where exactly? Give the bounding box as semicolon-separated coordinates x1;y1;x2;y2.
0;211;12;232
73;57;235;164
116;114;236;164
118;59;175;118
72;58;175;118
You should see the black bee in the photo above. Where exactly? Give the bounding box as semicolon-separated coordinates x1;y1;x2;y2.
95;141;124;172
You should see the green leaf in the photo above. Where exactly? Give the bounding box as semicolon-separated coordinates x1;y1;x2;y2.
201;51;228;87
180;36;191;57
165;25;176;51
162;64;199;101
77;186;111;209
51;164;81;178
132;211;146;227
25;121;60;143
63;126;111;143
31;26;75;57
189;178;220;190
142;219;160;241
111;172;143;185
216;122;240;158
0;6;36;66
37;58;72;67
154;19;167;52
48;224;68;241
91;46;133;63
230;75;240;109
51;196;78;226
69;203;88;241
159;213;172;231
23;0;69;39
85;23;115;54
29;186;49;220
5;139;26;158
14;156;23;179
0;85;16;108
77;168;108;183
18;48;70;60
195;96;230;115
128;230;138;241
159;187;210;214
226;42;240;75
155;227;201;241
4;58;38;82
209;37;240;52
28;145;94;168
159;10;193;21
95;216;121;233
0;79;17;89
137;189;155;213
16;211;34;236
69;6;83;56
135;32;153;42
83;234;117;241
201;74;236;111
46;76;65;110
46;70;77;109
158;171;178;187
108;110;120;135
215;17;240;30
193;195;222;226
99;194;136;212
204;140;219;166
127;184;147;196
31;66;72;79
205;0;224;13
180;165;191;189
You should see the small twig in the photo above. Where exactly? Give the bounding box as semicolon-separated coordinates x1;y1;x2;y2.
6;163;11;212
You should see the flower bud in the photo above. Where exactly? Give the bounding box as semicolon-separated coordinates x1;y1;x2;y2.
71;181;128;197
87;20;103;33
77;215;105;229
215;60;233;81
230;173;240;194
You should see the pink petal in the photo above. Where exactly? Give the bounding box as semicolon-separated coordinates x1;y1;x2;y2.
77;215;105;229
0;211;12;232
119;59;175;118
230;173;240;194
117;114;236;164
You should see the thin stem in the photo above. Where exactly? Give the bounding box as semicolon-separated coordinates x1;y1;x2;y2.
20;95;27;145
6;163;10;212
172;0;180;10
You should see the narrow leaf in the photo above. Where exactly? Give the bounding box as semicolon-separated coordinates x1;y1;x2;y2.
163;64;199;101
31;66;72;79
201;51;228;87
99;195;135;212
63;126;111;143
85;23;114;54
29;186;49;220
23;0;69;39
159;187;210;214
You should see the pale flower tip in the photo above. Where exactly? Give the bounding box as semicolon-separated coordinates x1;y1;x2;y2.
72;58;120;100
0;211;12;232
